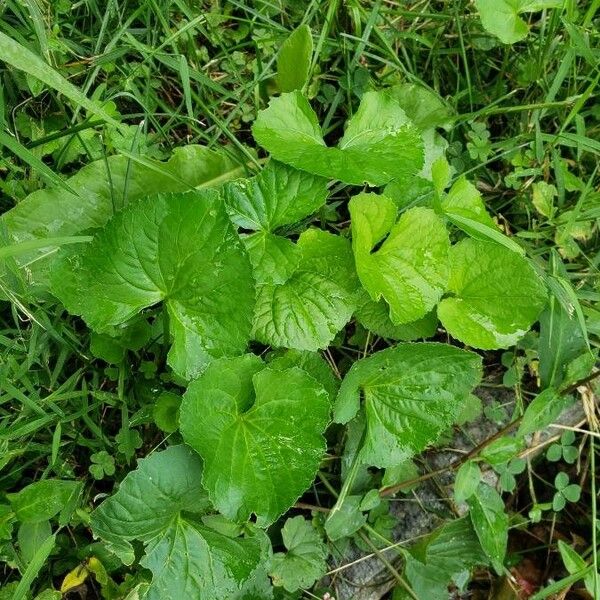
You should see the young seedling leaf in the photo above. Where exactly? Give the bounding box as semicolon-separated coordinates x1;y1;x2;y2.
518;388;574;437
90;446;266;600
179;355;330;526
252;90;423;185
438;239;547;349
333;343;482;467
51;191;255;380
350;193;450;325
269;516;328;592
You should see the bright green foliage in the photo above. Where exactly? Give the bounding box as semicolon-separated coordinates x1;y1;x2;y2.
467;484;508;574
0;146;241;291
223;160;327;232
223;160;327;284
454;461;481;503
50;191;254;380
269;516;327;592
334;343;482;467
252;90;423;185
7;480;80;523
253;228;359;350
324;495;367;541
518;388;574;436
388;83;453;130
440;177;498;231
350;193;450;325
90;446;266;599
475;0;563;44
437;239;547;349
355;291;438;341
276;25;313;92
404;517;489;599
179;355;330;526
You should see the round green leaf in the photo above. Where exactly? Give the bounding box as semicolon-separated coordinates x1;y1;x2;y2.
180;355;330;526
438;239;547;349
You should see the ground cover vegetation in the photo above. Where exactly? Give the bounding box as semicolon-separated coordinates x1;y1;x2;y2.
0;1;599;598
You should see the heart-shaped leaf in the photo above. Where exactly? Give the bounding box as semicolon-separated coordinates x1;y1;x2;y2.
252;90;423;186
437;238;547;349
350;193;450;325
51;191;255;379
90;446;267;600
334;343;482;467
180;354;330;526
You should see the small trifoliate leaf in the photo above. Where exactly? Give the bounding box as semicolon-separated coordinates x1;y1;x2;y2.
252;90;423;186
269;516;327;592
253;228;359;351
276;25;313;93
334;343;482;467
223;160;328;232
90;446;266;600
467;483;508;574
51;191;255;380
180;355;330;526
350;193;450;325
438;239;547;349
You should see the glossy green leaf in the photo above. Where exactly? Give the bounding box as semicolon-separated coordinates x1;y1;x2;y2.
267;349;339;401
467;483;508;574
223;160;327;232
50;191;254;380
438;239;547;349
1;145;243;292
539;291;589;389
475;0;563;44
180;355;330;526
334;343;482;467
388;83;453;130
354;290;438;341
243;232;301;284
253;228;359;351
269;516;327;592
91;446;266;600
7;480;80;523
252;90;423;185
454;461;481;503
276;25;313;93
350;193;450;325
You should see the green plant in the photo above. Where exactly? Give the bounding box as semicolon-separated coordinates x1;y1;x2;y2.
1;2;599;599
